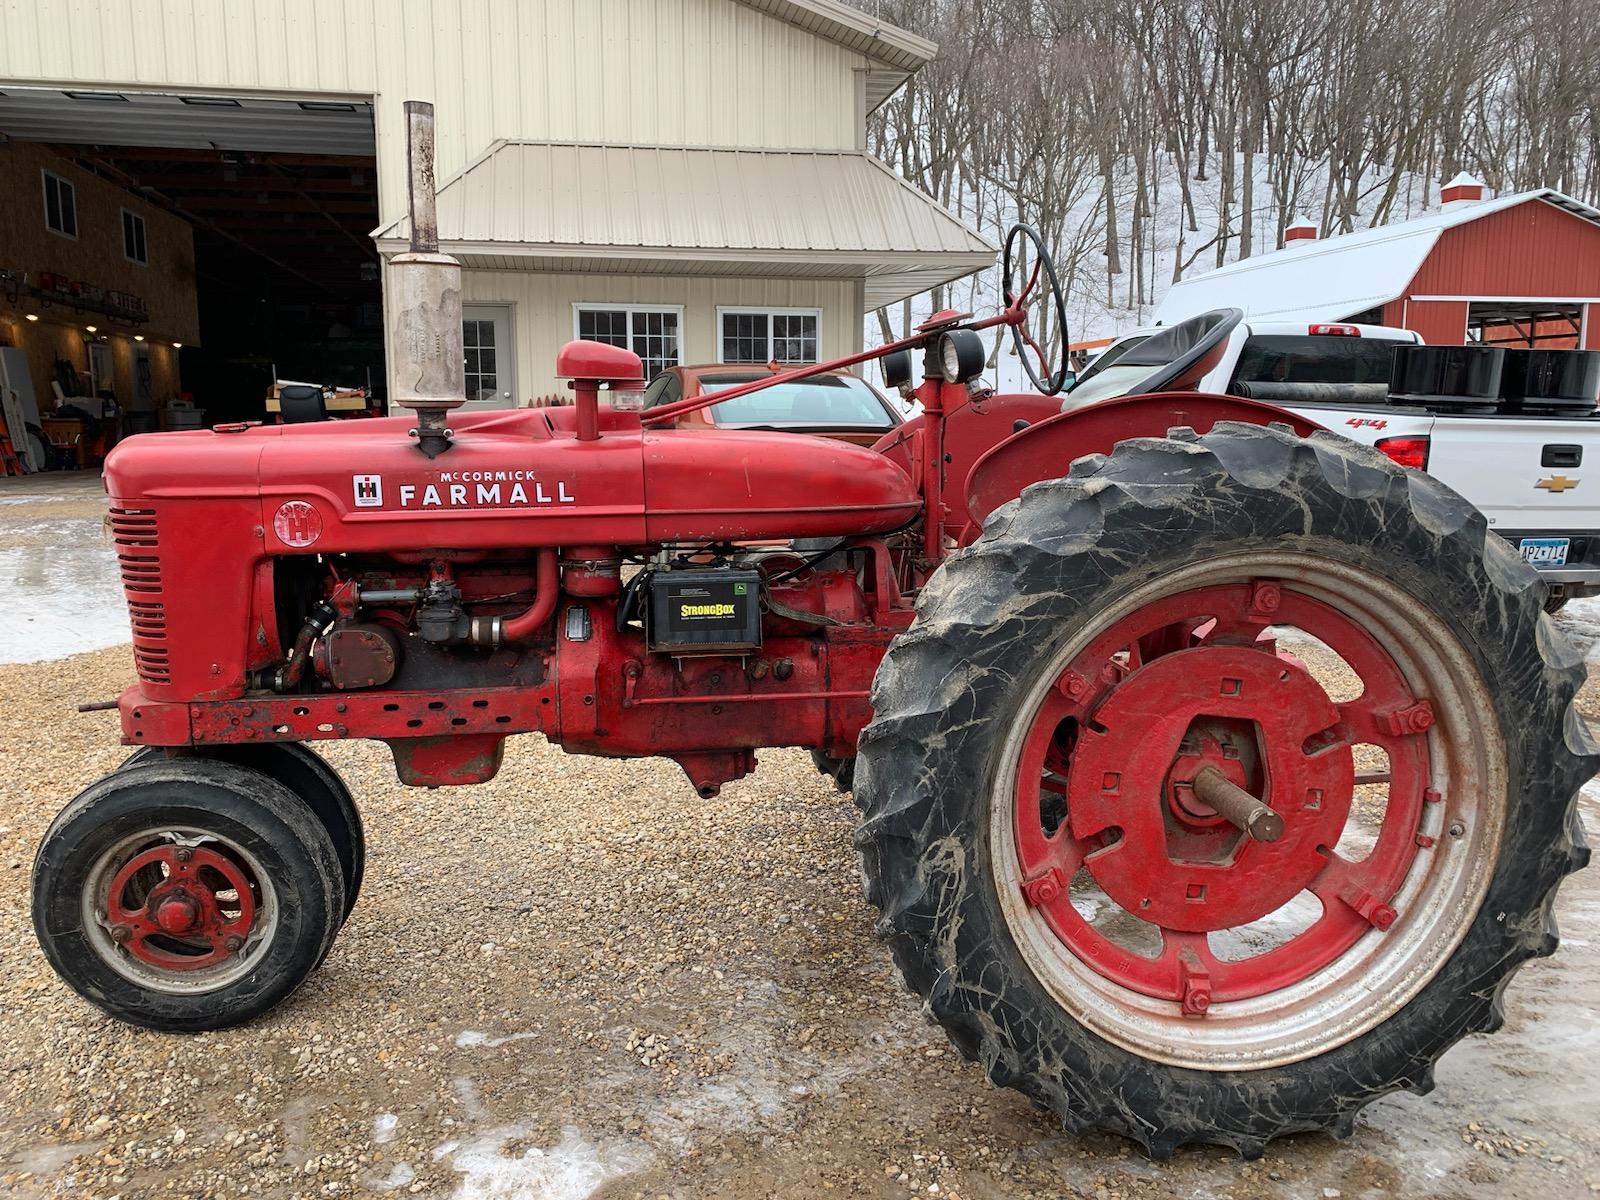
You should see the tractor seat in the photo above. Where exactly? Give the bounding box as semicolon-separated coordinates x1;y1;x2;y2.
278;385;328;424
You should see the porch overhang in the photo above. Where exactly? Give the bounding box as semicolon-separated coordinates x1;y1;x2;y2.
372;141;996;310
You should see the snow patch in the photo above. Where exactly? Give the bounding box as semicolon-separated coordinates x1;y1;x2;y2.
442;1126;649;1200
456;1029;539;1049
1554;597;1600;662
369;1161;415;1191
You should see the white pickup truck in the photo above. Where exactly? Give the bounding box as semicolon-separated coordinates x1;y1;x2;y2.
1066;309;1600;607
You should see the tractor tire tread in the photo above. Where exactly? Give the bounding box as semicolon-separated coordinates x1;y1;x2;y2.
854;420;1597;1156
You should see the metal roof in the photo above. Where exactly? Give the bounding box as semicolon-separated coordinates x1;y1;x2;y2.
372;141;996;309
1155;189;1600;325
737;0;937;109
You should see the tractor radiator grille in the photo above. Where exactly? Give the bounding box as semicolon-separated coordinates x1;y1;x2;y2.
109;507;170;684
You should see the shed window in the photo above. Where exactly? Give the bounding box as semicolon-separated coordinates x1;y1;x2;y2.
574;305;681;378
42;171;77;238
122;209;148;265
718;309;820;364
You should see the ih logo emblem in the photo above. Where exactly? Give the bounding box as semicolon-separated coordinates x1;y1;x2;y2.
353;474;384;507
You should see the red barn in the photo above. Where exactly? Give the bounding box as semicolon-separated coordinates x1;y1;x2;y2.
1156;175;1600;350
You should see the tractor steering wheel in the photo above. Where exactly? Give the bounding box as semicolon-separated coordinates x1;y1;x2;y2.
1003;224;1072;395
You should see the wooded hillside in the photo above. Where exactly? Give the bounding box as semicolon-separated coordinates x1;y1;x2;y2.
853;0;1600;349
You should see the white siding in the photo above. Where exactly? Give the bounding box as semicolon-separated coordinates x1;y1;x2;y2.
458;269;857;397
0;0;868;220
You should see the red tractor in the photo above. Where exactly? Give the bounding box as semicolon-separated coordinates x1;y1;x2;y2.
32;104;1593;1156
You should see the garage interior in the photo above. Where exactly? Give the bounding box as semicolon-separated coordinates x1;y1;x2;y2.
0;88;381;437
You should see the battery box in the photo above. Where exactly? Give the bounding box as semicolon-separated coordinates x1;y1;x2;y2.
647;568;762;654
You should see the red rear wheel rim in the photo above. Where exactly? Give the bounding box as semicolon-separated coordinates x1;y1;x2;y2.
1013;578;1435;1013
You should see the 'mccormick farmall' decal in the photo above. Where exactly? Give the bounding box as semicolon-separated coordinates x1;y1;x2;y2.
349;471;576;510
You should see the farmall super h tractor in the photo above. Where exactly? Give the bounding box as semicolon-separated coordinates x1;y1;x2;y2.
32;103;1594;1156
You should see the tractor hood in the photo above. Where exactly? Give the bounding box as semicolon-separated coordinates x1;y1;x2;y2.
102;409;920;553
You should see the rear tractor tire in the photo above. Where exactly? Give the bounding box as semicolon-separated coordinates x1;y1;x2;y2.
33;758;344;1031
855;421;1594;1156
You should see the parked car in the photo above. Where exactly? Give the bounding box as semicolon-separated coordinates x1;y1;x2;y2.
1068;309;1600;606
639;363;907;445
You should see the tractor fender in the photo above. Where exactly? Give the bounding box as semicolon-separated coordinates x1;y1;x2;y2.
961;391;1324;538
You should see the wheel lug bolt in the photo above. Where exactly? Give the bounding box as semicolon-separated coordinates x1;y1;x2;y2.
222;934;245;953
173;847;193;863
109;923;132;944
1448;820;1466;838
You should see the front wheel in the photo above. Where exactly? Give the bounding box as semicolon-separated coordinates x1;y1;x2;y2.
33;759;344;1031
856;422;1593;1155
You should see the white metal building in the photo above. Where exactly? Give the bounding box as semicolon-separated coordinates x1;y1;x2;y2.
0;0;991;405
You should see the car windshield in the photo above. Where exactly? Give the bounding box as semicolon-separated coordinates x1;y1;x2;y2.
697;373;893;428
1061;317;1234;407
1068;334;1153;393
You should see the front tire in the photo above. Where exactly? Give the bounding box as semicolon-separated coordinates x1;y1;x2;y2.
33;759;344;1031
124;743;364;923
856;422;1594;1155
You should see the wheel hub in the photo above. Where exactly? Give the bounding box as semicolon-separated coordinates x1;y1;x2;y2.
103;842;258;972
154;893;200;934
1069;645;1354;932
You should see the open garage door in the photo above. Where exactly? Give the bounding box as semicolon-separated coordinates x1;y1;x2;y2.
0;87;379;436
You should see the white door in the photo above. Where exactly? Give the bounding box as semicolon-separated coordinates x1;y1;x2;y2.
461;306;516;410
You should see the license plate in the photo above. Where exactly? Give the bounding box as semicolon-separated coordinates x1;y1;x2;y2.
1519;536;1570;567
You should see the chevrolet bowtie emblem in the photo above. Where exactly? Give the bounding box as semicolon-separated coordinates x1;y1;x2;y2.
1537;475;1580;493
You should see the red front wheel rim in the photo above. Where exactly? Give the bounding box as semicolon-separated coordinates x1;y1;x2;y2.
85;828;278;992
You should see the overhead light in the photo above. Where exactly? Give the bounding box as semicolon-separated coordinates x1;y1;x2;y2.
85;325;97;333
63;90;128;101
172;342;183;348
179;95;242;108
133;334;145;342
298;101;358;113
24;313;39;321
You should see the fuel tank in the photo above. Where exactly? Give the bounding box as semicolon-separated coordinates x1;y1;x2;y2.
102;408;920;554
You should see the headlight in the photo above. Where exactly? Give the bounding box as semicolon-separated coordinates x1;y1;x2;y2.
939;330;985;384
881;348;913;390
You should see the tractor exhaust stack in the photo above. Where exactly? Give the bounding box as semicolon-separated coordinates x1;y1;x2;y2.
388;99;465;458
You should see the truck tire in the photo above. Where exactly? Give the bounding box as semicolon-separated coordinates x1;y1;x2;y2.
124;743;364;923
855;421;1594;1156
33;759;344;1031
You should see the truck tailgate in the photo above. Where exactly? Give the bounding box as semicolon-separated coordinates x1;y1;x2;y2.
1425;415;1600;535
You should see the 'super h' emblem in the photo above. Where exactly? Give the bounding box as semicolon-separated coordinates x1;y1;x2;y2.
273;500;323;547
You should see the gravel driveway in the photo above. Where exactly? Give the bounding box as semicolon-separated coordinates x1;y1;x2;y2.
2;474;1598;1200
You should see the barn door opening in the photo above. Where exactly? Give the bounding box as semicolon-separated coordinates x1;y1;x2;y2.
1468;303;1582;349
